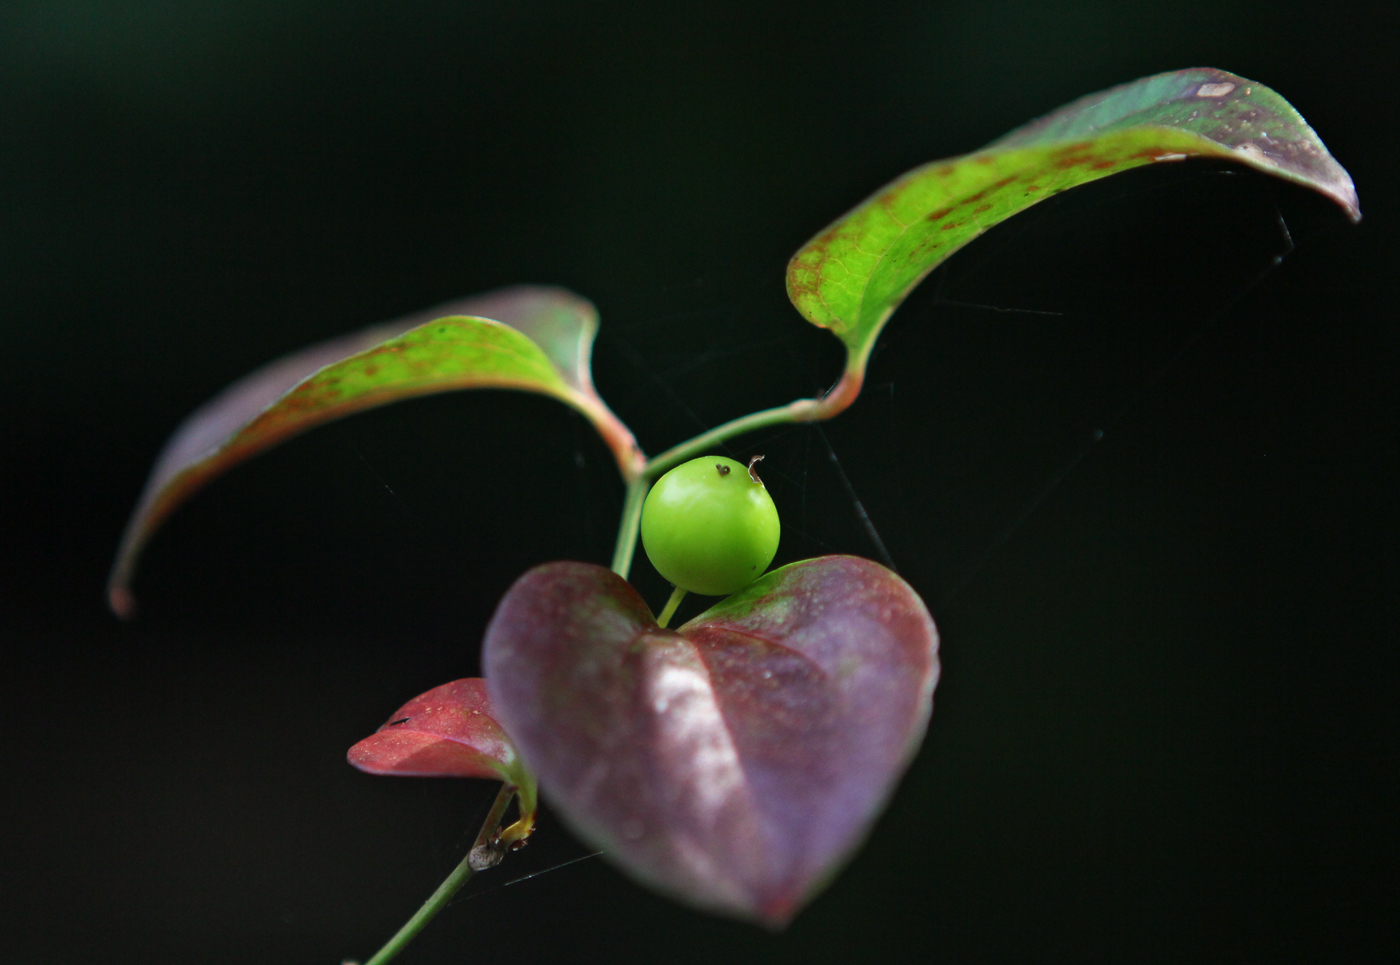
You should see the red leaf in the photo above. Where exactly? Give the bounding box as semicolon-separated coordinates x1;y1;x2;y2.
348;679;535;811
483;556;938;926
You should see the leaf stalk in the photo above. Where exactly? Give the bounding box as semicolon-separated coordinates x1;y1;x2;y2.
610;476;651;578
642;368;862;480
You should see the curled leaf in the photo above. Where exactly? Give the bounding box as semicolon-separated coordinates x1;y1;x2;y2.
109;285;642;617
348;678;537;817
483;556;938;926
787;67;1360;414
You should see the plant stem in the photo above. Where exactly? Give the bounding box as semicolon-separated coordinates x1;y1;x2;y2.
655;584;687;628
359;783;517;965
640;370;862;482
643;400;815;481
611;476;650;578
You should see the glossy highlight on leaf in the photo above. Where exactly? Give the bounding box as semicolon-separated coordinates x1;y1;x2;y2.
483;556;938;927
108;286;642;617
348;678;537;816
787;67;1360;407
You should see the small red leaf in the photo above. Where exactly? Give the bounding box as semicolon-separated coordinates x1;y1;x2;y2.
348;679;536;812
483;556;938;927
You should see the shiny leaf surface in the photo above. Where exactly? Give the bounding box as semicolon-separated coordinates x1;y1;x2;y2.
109;286;642;616
787;67;1360;403
348;678;537;815
483;556;938;926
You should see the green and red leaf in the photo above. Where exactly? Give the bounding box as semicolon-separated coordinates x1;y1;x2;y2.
348;678;537;816
482;556;938;927
787;67;1360;412
109;285;642;617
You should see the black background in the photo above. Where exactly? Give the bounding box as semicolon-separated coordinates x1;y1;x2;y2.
3;1;1397;962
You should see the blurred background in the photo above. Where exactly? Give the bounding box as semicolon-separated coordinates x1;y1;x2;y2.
2;1;1397;962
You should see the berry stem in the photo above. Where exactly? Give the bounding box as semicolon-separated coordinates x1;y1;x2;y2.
655;584;687;629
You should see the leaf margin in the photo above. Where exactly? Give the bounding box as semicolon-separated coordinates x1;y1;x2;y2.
109;286;643;617
785;67;1360;416
347;677;538;817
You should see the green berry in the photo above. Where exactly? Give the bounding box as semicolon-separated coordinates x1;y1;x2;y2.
641;456;781;597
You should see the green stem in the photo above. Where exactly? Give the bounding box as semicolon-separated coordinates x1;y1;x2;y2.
641;370;862;482
610;476;650;578
655;584;687;629
360;783;516;965
643;400;815;481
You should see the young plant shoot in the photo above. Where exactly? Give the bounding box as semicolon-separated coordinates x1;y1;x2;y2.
108;69;1358;963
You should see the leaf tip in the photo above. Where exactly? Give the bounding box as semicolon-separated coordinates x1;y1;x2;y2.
751;891;802;931
108;584;137;620
1334;179;1363;224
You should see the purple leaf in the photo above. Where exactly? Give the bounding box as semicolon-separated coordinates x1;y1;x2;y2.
483;556;938;926
348;678;537;814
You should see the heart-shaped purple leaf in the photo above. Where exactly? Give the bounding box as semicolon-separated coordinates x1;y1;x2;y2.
483;556;938;926
348;678;537;815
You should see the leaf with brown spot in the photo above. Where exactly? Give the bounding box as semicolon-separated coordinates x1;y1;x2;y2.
108;286;642;617
483;556;938;927
787;67;1359;408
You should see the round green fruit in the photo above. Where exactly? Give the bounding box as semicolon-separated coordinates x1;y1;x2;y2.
641;456;781;596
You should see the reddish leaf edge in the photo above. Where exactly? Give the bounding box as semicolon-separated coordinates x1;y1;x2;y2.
348;678;538;819
108;287;646;620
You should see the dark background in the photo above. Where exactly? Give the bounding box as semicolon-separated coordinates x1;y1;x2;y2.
2;1;1396;962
